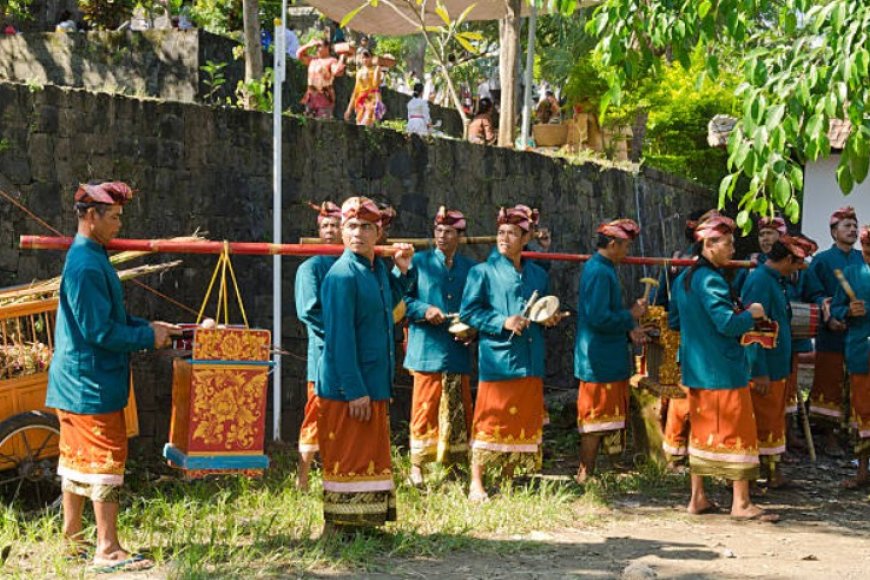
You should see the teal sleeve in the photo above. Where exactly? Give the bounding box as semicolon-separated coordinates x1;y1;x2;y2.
403;266;431;322
584;273;634;334
322;271;368;400
805;260;828;306
668;299;681;330
700;274;755;337
389;266;410;308
126;315;150;327
70;268;154;352
295;262;325;337
460;268;506;336
745;343;769;378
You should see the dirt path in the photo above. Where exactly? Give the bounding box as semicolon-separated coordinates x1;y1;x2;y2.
373;457;870;579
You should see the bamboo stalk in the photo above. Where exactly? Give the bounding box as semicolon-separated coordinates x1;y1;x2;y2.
299;235;499;247
20;236;756;269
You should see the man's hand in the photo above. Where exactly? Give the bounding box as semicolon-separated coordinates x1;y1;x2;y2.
151;321;181;349
424;306;446;325
348;396;372;422
629;326;648;346
392;243;414;274
541;311;569;328
747;303;765;320
504;315;530;336
630;298;648;320
344;108;353;122
828;318;847;332
752;377;771;396
821;297;832;322
849;299;866;317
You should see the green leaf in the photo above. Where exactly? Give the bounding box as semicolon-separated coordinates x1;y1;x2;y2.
789;165;804;192
698;0;712;19
435;3;451;26
736;210;750;229
784;10;797;33
849;134;870;184
774;174;791;206
339;2;368;29
765;104;785;132
719;174;736;206
785;198;800;222
455;35;478;54
456;3;477;25
837;162;855;194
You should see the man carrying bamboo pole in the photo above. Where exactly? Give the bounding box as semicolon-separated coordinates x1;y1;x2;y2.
294;201;342;492
404;207;476;485
805;206;863;457
670;214;778;522
46;181;179;571
460;205;562;502
316;196;413;532
574;219;647;483
741;235;812;489
831;225;870;490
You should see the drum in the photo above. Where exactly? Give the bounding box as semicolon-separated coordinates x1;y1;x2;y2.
636;306;685;399
790;302;819;340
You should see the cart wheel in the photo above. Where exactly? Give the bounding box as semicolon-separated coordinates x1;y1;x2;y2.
0;411;62;512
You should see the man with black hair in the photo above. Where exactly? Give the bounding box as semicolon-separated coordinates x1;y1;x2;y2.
46;181;179;570
741;236;813;488
574;219;647;482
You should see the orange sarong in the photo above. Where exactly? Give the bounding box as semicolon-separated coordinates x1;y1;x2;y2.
471;377;543;472
687;387;760;481
750;379;787;459
298;381;320;454
810;351;846;420
57;409;127;487
409;372;472;468
850;373;870;455
662;387;690;458
317;398;396;527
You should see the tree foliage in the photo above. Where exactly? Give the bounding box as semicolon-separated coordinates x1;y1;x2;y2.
587;0;870;230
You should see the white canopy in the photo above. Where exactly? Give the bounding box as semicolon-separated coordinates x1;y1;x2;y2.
306;0;598;36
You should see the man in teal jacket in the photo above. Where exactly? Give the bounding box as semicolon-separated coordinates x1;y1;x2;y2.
316;196;412;532
741;236;809;488
831;225;870;489
670;213;778;522
575;218;647;482
460;205;564;502
293;200;341;491
805;206;862;456
46;181;178;571
404;207;476;484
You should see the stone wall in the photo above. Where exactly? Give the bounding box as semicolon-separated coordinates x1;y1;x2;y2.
0;30;465;136
0;81;712;456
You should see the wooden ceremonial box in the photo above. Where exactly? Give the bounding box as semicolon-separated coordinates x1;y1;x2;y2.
163;327;272;476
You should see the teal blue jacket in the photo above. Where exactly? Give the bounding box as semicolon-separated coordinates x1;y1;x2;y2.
670;264;755;389
403;249;475;374
46;234;155;414
730;252;767;296
294;255;337;382
806;245;863;352
459;249;549;381
574;253;635;382
741;263;791;381
832;262;870;374
316;249;407;402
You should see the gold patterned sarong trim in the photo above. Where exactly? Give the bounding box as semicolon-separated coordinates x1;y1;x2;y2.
471;448;540;474
689;455;759;481
323;490;397;527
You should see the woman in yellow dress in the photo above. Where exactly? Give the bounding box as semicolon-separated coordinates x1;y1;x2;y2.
344;50;385;126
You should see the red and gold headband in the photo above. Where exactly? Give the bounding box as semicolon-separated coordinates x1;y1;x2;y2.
308;200;342;224
597;218;640;240
831;205;857;226
74;181;134;205
497;205;538;233
434;206;467;231
694;215;736;241
758;216;787;235
341;196;382;226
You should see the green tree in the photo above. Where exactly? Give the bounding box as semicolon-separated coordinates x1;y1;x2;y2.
587;0;870;229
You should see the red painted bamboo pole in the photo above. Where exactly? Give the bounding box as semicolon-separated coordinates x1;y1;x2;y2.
20;236;754;268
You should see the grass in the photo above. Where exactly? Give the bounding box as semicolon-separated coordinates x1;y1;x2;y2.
0;435;688;578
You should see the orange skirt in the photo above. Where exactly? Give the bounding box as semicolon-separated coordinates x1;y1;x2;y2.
850;373;870;454
750;379;787;457
409;372;472;467
688;387;759;481
57;409;127;487
784;353;800;415
471;377;543;471
810;351;845;420
317;398;395;526
298;381;320;454
577;380;628;435
662;387;690;458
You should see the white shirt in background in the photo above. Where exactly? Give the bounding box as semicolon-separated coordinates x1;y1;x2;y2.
285;28;300;59
407;97;431;136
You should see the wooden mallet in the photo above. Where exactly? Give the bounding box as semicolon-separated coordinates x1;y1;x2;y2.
640;277;659;302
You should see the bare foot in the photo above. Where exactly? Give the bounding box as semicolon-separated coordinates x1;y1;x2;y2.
731;504;780;522
468;488;489;503
687;499;720;515
297;472;309;492
408;466;424;487
574;466;591;485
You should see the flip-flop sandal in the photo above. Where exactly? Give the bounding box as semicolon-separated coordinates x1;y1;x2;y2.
91;554;154;574
731;511;780;523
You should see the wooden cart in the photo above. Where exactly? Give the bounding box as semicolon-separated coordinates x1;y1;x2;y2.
0;298;138;511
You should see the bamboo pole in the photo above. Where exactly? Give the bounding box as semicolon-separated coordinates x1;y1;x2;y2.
299;235;499;247
20;236;756;268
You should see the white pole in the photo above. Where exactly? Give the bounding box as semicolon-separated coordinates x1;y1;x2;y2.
519;4;537;149
272;4;287;441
